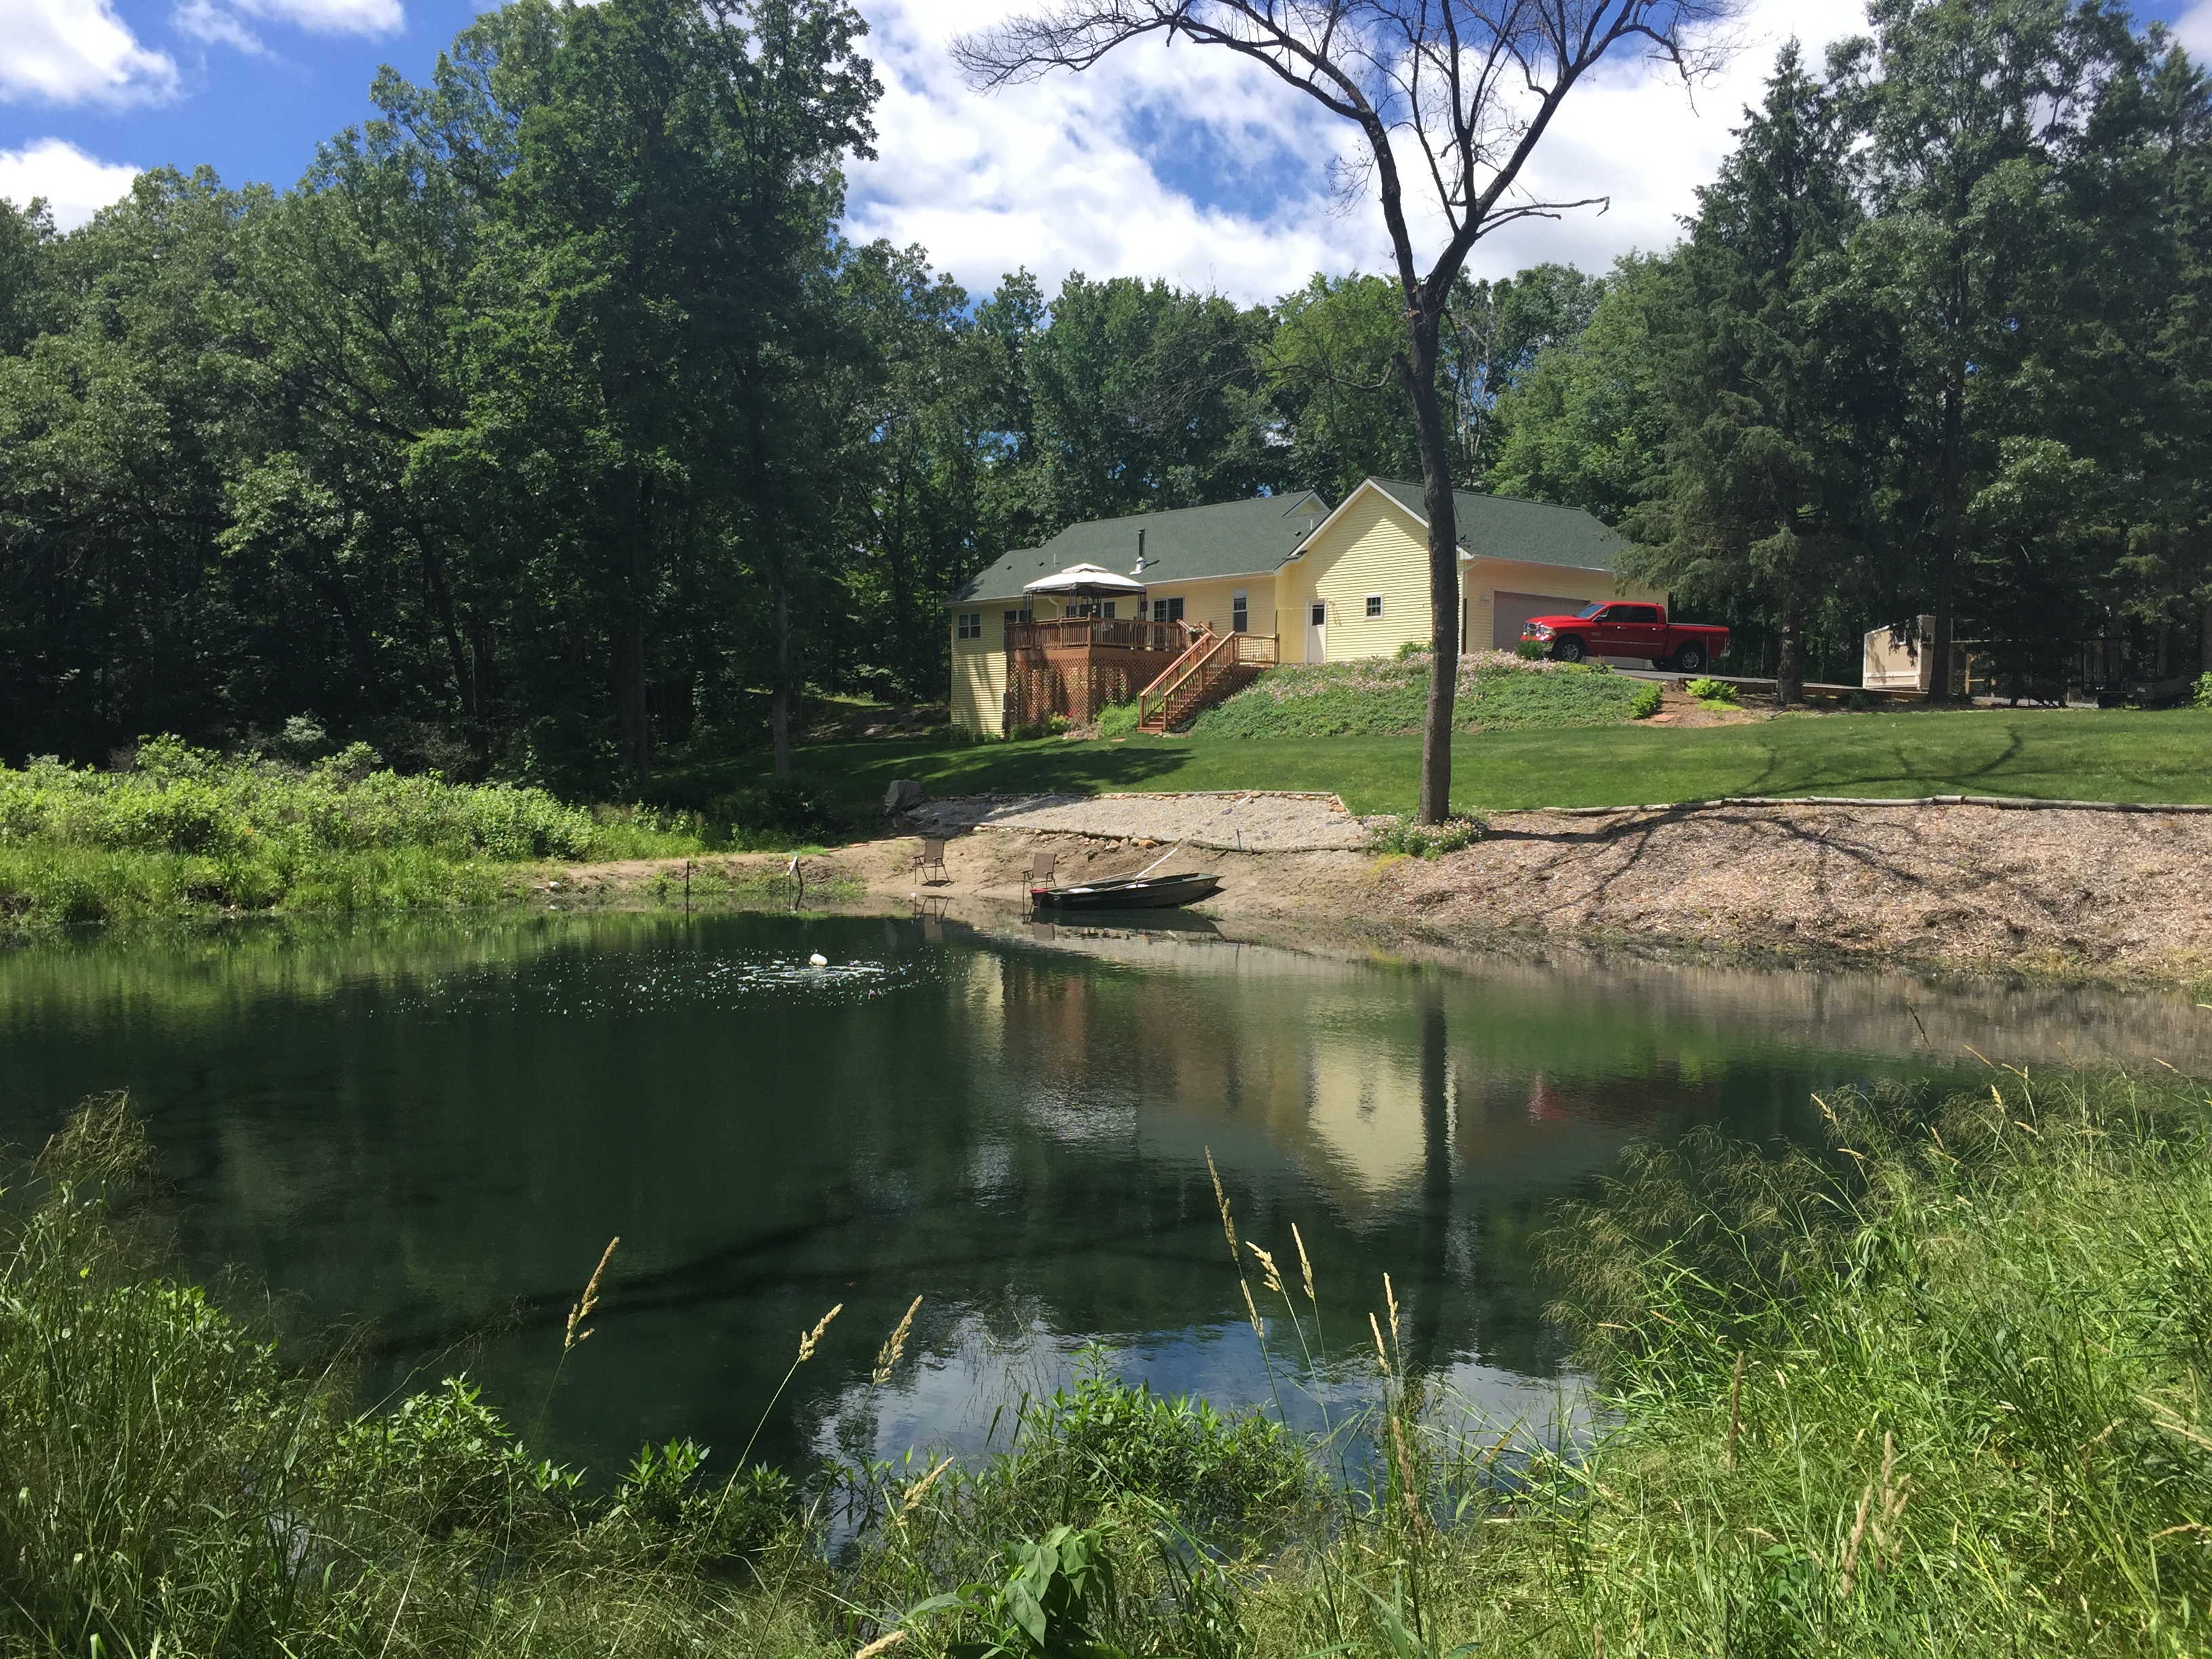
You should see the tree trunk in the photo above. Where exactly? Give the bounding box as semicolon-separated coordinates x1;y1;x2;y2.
414;528;475;720
612;616;650;790
1398;304;1459;826
886;462;912;695
614;481;655;790
319;550;382;714
1774;594;1803;708
1928;584;1955;708
771;571;793;778
2200;600;2211;674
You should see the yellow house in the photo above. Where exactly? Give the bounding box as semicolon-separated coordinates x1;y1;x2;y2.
947;478;1664;735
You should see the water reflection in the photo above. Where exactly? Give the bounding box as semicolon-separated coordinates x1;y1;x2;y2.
1;909;2203;1481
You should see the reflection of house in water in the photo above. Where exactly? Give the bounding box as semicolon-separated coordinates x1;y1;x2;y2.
1305;1040;1433;1202
964;925;1713;1220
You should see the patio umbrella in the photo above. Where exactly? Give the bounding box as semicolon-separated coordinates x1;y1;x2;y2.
1021;562;1147;596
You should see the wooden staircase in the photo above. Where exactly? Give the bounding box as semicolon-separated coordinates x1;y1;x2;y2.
1136;628;1277;733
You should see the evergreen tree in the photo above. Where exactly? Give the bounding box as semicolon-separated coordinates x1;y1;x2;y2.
1622;43;1873;704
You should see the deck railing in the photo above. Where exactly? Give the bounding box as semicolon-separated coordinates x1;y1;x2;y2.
1005;617;1199;654
1135;630;1277;730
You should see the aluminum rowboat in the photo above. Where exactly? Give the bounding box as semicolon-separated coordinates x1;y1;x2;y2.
1029;872;1222;911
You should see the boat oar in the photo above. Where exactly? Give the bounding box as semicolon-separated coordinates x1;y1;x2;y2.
1131;841;1185;881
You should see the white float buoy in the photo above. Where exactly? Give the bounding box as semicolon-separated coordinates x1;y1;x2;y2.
808;952;828;967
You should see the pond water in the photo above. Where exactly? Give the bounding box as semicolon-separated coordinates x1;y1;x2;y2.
5;908;2207;1481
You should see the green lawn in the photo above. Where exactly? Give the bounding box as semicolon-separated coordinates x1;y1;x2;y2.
681;707;2212;819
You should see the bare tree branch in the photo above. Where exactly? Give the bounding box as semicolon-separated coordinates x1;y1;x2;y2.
954;0;1741;823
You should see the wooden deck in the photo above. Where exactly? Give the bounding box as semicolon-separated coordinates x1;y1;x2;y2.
1006;617;1201;655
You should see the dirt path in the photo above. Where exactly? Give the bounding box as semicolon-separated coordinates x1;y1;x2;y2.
547;800;2212;990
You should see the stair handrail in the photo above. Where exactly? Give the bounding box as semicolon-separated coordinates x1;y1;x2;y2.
1137;627;1224;728
1155;632;1237;721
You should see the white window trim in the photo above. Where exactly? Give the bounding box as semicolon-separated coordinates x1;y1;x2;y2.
1365;594;1384;619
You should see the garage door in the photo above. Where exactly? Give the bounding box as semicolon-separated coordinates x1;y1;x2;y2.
1492;592;1592;651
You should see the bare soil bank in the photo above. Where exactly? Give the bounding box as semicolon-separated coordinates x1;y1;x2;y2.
553;800;2212;991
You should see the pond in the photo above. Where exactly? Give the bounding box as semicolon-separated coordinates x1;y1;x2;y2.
5;908;2206;1482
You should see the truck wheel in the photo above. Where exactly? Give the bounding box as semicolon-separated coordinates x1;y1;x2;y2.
1553;636;1586;663
1672;644;1706;673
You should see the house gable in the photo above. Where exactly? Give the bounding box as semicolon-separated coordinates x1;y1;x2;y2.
1353;478;1629;573
1284;479;1660;662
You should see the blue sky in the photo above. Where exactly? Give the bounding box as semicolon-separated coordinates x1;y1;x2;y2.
6;0;2211;304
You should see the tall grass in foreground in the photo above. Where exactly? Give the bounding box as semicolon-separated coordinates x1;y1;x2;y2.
8;1068;2211;1656
1244;1067;2212;1657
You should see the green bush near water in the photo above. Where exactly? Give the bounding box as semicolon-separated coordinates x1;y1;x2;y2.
11;1067;2212;1656
1189;651;1655;739
0;738;707;929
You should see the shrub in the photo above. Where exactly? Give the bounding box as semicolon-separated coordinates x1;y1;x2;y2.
1683;676;1738;703
1092;700;1142;740
1628;682;1662;720
1370;815;1486;858
2195;671;2212;710
708;777;842;848
0;741;711;929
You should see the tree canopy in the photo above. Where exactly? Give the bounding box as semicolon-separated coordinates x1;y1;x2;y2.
3;0;2209;791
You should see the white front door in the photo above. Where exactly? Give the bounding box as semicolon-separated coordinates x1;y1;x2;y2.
1306;600;1327;663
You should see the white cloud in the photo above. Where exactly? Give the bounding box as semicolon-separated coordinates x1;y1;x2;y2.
173;0;401;51
847;0;1870;304
0;136;139;226
2174;3;2212;56
231;0;402;35
0;0;180;106
173;0;271;54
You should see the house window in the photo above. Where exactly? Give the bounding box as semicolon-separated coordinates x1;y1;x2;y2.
1365;594;1384;619
1231;589;1248;633
1101;600;1115;619
1151;596;1185;623
1004;607;1031;628
957;612;982;640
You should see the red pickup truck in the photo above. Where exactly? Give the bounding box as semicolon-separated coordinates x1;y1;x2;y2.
1521;602;1729;672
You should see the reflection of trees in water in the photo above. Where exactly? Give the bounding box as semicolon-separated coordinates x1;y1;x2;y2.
21;911;2132;1479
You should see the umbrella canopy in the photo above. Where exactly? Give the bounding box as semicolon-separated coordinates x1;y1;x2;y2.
1022;562;1147;596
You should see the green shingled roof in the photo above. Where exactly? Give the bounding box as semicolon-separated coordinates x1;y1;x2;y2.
946;480;1624;606
950;491;1332;605
1368;478;1626;573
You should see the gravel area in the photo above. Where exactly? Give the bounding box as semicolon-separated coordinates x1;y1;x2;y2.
908;790;1374;852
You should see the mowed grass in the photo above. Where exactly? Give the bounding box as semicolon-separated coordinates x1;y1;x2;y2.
684;708;2212;818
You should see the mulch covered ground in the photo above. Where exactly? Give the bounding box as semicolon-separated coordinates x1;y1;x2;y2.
1379;802;2212;984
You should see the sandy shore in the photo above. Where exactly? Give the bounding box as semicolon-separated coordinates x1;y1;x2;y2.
549;798;2212;991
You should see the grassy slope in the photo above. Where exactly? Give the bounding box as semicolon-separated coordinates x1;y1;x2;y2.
690;708;2212;818
1189;655;1652;738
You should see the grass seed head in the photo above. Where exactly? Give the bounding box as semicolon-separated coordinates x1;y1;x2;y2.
1292;1221;1315;1303
1247;1240;1285;1296
797;1302;844;1364
1370;1311;1390;1376
872;1295;922;1387
563;1236;619;1353
1242;1279;1265;1340
1206;1147;1239;1260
